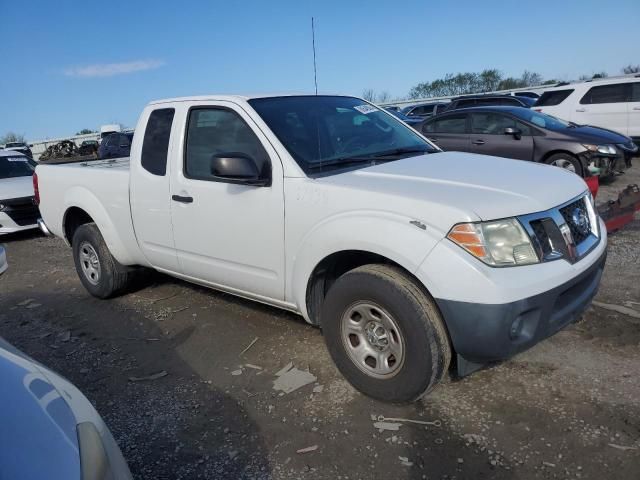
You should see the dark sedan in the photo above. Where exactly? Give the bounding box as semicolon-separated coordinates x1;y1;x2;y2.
98;132;134;159
420;106;637;177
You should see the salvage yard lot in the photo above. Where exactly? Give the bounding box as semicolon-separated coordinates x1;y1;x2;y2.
1;169;640;480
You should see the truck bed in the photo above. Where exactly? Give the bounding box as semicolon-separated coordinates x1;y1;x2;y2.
36;156;140;265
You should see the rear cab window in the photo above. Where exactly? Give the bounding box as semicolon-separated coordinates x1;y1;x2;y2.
536;89;574;106
141;108;175;176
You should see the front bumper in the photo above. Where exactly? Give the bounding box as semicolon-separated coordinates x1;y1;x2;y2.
435;248;606;372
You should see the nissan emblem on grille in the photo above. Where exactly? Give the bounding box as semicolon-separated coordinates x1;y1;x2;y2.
571;207;590;236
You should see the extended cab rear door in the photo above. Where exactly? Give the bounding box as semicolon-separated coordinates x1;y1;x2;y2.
130;107;180;272
168;101;286;301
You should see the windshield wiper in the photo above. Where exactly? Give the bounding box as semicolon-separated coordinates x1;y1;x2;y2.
369;147;431;158
307;147;431;172
307;156;384;171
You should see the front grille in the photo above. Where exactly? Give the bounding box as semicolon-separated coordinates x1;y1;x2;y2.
1;196;39;226
519;193;599;264
559;198;590;245
530;220;552;256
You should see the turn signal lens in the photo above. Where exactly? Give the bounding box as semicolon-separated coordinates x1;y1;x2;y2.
447;218;539;267
447;224;487;259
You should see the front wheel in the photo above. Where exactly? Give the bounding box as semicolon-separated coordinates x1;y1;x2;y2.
72;223;132;298
321;264;451;403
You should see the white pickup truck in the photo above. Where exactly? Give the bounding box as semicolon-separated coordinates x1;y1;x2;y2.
36;94;607;402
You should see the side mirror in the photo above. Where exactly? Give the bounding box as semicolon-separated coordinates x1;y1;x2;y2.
210;153;268;186
504;127;522;139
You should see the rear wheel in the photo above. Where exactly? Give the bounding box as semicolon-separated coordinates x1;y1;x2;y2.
321;264;451;403
72;223;132;298
545;153;584;176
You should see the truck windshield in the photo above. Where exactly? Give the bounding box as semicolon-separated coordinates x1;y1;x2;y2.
0;156;34;179
249;96;436;175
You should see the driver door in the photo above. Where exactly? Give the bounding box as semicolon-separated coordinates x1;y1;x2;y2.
169;101;286;301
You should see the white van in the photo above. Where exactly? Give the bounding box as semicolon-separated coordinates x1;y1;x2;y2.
534;76;640;143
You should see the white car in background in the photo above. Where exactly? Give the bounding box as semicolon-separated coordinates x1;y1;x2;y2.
0;150;40;235
534;76;640;148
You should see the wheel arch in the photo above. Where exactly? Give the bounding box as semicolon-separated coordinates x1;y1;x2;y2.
304;249;436;327
61;186;141;265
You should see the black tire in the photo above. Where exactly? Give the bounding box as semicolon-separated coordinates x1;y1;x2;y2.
321;264;451;403
72;223;132;299
545;153;584;177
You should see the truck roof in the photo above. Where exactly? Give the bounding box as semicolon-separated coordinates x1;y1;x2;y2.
148;93;353;105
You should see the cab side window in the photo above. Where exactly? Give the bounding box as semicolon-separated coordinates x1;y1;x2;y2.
184;108;270;181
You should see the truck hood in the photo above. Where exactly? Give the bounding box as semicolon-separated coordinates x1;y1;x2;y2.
0;176;34;201
320;151;587;221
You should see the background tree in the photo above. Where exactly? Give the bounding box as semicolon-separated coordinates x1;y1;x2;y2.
622;64;640;74
76;128;96;135
361;89;393;103
361;89;376;102
409;69;545;99
0;132;26;144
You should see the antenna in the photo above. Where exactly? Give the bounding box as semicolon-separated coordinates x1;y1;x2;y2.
311;17;318;95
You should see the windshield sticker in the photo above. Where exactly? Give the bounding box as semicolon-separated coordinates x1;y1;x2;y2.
7;158;28;162
354;104;378;115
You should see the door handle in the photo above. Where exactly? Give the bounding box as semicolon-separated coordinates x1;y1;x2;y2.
576;108;586;112
472;140;485;145
633;106;640;111
172;194;193;204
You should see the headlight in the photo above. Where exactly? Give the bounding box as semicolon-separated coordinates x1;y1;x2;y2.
583;144;617;155
447;218;539;267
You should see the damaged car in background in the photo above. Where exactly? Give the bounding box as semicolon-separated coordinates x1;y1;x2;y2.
420;106;636;177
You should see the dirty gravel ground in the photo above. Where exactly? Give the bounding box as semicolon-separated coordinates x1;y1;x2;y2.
1;167;640;480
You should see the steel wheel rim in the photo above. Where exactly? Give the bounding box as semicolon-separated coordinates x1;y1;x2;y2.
550;158;576;172
79;242;101;285
340;301;405;379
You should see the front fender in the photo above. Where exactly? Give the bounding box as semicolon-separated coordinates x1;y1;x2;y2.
63;187;139;265
288;210;444;321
